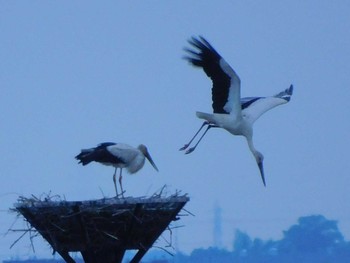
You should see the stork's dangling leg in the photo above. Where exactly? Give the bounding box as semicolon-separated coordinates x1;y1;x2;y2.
180;121;210;151
185;124;219;154
113;167;118;197
119;168;125;197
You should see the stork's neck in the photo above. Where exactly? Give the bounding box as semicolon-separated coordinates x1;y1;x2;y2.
246;136;264;166
246;135;259;157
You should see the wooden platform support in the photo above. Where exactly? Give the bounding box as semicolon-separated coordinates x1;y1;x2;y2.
13;194;189;263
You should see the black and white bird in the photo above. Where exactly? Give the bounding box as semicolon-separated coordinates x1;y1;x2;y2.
75;142;159;196
180;36;293;186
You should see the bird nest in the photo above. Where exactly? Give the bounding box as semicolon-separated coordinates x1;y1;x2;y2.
10;189;190;262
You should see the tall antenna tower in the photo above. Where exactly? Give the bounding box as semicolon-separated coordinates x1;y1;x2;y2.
213;202;223;248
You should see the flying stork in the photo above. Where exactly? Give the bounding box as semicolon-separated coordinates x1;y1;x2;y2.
180;36;294;186
75;142;159;196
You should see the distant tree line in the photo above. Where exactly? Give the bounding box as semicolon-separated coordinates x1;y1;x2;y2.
174;215;350;263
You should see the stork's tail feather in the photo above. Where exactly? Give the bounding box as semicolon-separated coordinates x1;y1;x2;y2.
75;149;94;165
274;84;293;102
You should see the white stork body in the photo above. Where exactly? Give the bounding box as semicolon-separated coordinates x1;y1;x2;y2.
75;142;159;196
180;36;293;186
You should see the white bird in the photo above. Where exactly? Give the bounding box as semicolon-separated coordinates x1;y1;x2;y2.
75;142;159;196
180;36;294;186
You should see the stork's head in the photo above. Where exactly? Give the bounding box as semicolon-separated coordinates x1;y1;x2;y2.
138;144;159;172
254;151;266;187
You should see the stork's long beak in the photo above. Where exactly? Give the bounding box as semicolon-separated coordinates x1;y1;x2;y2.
145;151;159;172
258;161;266;187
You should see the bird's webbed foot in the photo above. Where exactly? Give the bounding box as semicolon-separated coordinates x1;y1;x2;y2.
185;147;196;154
179;144;190;151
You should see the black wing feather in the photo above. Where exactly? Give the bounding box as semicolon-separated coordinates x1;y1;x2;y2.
75;142;125;166
185;36;231;114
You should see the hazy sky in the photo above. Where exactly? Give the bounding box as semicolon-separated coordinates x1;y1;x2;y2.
1;1;350;260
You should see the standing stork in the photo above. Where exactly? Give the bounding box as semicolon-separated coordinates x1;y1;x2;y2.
75;142;159;196
180;36;293;186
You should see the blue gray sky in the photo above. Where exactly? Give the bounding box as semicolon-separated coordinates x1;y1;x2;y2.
1;1;350;260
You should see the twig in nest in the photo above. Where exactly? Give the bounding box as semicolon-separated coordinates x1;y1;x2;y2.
9;228;31;249
51;222;67;232
152;184;168;198
4;214;20;237
169;224;185;230
180;208;195;217
155;226;175;252
29;227;38;253
152;245;174;257
102;231;119;240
